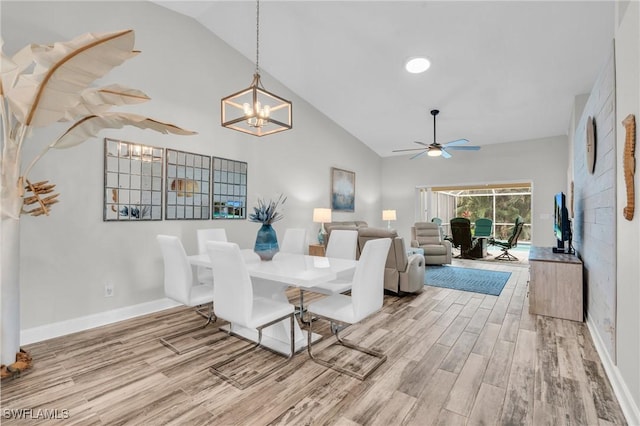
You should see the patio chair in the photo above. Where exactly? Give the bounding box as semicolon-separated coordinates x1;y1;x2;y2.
449;217;479;259
489;216;524;261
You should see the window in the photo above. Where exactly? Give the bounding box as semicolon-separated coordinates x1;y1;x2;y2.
420;183;532;241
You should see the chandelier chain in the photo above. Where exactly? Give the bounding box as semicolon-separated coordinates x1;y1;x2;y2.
255;0;260;75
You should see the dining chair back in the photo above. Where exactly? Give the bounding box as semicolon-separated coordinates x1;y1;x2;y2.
196;228;228;284
157;234;194;304
279;228;307;254
300;229;357;321
325;229;358;259
197;228;228;253
206;241;253;327
349;237;390;320
156;234;216;354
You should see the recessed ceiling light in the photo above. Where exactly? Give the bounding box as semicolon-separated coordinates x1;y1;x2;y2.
405;57;431;74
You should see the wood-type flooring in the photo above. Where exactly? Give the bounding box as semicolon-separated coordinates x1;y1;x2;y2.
0;259;627;425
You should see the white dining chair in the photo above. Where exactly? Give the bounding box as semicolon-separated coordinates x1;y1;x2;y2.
206;241;296;389
307;237;391;380
274;228;309;317
277;228;307;255
196;228;228;285
156;235;220;354
307;229;359;296
325;229;359;260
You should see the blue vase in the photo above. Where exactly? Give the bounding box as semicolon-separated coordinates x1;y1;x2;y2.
254;224;279;261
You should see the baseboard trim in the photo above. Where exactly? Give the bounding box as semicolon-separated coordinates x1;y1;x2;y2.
586;315;640;425
20;298;181;345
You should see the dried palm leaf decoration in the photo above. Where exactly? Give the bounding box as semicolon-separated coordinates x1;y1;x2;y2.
0;29;197;369
1;30;196;219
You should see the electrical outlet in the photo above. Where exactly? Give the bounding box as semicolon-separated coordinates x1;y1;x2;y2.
104;282;114;297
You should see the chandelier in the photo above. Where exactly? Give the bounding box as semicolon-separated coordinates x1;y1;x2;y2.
221;0;293;137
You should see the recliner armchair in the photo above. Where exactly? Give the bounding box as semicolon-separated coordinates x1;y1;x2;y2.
411;222;452;265
449;217;480;259
324;221;368;246
356;228;424;294
474;218;493;238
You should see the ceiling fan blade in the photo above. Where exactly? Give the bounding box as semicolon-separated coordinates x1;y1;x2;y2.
441;149;452;159
410;150;429;160
446;145;481;151
392;148;428;153
443;138;469;147
414;141;430;147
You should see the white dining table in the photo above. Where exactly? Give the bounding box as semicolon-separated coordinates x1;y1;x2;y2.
187;250;357;355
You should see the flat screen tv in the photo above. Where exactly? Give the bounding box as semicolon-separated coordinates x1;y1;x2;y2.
553;192;572;253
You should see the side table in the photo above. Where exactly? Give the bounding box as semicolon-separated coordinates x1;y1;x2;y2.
308;244;326;257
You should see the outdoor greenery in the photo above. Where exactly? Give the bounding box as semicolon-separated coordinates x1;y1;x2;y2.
452;188;532;241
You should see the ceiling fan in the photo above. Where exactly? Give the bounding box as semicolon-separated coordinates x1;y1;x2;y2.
393;109;481;159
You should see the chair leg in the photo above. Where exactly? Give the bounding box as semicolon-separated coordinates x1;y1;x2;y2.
494;249;518;261
160;302;223;355
307;315;387;381
195;302;217;324
209;313;295;389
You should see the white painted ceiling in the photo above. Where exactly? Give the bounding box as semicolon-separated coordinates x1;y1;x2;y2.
154;1;614;157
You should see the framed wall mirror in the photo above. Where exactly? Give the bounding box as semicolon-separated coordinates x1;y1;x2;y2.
212;157;247;219
104;138;163;221
165;149;211;220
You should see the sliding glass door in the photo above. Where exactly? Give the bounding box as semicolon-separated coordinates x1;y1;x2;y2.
419;183;532;242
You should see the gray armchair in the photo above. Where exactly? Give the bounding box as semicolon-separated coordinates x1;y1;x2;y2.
357;228;424;294
411;222;452;265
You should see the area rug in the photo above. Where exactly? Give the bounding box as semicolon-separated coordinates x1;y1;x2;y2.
425;265;511;296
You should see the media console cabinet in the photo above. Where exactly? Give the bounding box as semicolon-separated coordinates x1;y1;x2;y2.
528;246;583;322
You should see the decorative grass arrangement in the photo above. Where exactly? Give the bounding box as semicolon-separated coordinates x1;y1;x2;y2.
249;194;287;225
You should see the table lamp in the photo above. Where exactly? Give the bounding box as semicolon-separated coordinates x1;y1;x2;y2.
382;209;397;229
313;208;332;244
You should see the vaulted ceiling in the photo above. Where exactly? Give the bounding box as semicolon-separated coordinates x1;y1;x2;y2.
154;1;614;157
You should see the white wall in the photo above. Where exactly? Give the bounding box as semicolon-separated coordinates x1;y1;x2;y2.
381;136;568;247
613;0;640;421
3;1;381;329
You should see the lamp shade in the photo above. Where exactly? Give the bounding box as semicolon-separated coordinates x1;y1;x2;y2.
382;210;397;221
313;208;332;223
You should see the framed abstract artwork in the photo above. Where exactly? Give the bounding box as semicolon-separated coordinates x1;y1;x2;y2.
331;167;355;212
104;138;163;221
212;157;247;219
165;149;211;220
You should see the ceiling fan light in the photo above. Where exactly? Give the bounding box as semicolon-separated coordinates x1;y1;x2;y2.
405;57;431;74
428;147;442;157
